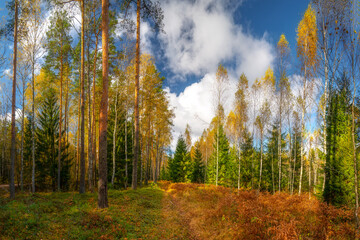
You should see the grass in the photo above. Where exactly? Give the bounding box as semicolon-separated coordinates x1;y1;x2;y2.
1;182;358;239
0;184;179;240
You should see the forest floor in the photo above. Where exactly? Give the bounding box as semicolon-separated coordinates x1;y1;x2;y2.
0;181;358;239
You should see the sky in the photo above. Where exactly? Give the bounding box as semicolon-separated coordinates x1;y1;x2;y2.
0;0;311;150
149;0;310;148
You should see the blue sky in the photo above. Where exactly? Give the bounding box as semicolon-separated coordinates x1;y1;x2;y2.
0;0;311;147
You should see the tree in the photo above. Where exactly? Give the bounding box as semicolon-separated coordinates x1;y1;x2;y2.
98;0;109;208
276;34;290;192
234;73;248;189
191;142;204;183
296;3;317;195
36;88;70;191
323;75;354;206
213;64;229;186
168;135;188;182
44;9;72;192
255;101;271;190
9;0;19;199
184;124;192;152
20;0;45;193
121;0;164;190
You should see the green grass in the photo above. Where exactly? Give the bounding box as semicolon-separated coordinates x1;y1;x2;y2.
0;185;166;240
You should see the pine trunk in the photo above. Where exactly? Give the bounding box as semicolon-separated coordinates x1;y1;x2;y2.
79;0;86;194
58;42;63;192
132;0;141;190
98;0;109;208
10;0;18;199
111;93;118;185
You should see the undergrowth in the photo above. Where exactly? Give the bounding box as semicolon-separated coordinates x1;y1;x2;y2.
160;181;357;240
0;185;165;240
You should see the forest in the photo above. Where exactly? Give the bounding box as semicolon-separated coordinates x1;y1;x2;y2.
0;0;360;239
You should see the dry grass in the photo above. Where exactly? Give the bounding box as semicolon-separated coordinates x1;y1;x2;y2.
159;181;356;240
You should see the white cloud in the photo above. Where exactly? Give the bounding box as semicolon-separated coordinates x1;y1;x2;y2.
159;0;274;84
159;0;276;149
166;73;237;150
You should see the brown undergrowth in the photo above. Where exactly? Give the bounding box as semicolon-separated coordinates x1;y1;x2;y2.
158;181;357;240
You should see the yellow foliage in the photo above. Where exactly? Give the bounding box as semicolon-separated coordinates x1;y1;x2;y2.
297;4;318;71
261;66;275;88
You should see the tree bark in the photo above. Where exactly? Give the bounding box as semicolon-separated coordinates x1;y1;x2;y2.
10;0;18;199
20;70;25;192
259;134;263;190
111;92;118;185
90;23;100;193
98;0;109;208
352;72;359;235
58;40;63;192
79;0;86;194
132;0;141;190
124;104;128;188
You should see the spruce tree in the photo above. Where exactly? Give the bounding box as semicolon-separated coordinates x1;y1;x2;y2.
169;135;188;182
191;143;204;183
36;88;70;191
324;76;354;206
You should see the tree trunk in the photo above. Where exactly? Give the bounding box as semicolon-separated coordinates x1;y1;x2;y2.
271;150;275;193
278;100;282;192
90;25;100;193
132;0;141;190
58;41;63;192
124;105;128;188
352;75;359;234
87;28;93;193
288;117;292;192
98;0;109;208
20;73;25;192
216;123;219;186
259;135;263;190
299;68;306;196
31;57;35;193
111;93;118;185
79;0;86;194
237;142;241;190
10;0;18;199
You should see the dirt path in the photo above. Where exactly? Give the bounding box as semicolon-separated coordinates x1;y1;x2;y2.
152;189;196;240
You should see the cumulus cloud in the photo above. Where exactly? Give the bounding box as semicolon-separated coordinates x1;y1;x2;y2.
166;73;237;150
159;0;274;84
158;0;276;149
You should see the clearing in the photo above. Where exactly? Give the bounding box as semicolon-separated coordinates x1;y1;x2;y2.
0;182;357;239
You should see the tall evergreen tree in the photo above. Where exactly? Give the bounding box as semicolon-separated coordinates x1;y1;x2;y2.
168;135;189;182
191;143;204;183
324;75;354;206
36;88;70;191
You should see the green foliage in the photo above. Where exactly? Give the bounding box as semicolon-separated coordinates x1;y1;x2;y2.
35;88;71;191
107;100;133;189
168;135;191;182
237;129;255;189
191;143;204;183
44;10;72;82
207;125;232;186
324;75;354;206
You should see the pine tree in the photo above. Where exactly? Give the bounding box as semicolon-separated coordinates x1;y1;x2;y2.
191;143;204;183
323;75;354;206
169;135;189;182
36;88;70;191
